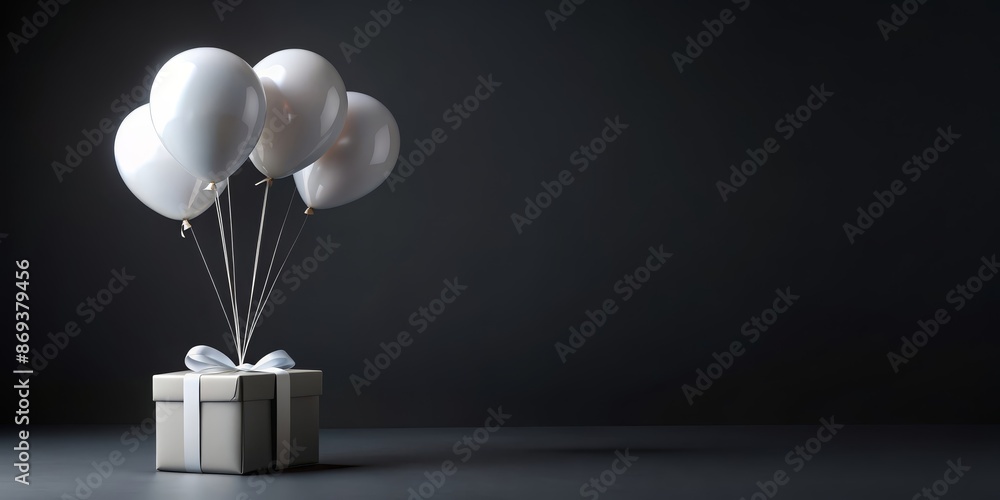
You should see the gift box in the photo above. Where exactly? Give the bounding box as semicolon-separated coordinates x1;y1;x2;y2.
152;367;322;474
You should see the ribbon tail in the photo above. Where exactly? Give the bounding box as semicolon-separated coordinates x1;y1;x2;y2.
182;373;202;472
272;369;291;469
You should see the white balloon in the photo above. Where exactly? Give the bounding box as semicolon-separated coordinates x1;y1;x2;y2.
115;104;227;221
150;47;266;183
293;92;400;210
250;49;348;179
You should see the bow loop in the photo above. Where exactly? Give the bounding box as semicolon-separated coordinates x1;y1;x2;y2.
185;345;237;372
249;349;295;371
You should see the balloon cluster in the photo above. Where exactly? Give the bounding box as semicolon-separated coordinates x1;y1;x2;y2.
113;47;400;363
115;47;400;223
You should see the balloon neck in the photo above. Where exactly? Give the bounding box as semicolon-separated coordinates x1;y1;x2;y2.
204;182;217;191
304;207;315;215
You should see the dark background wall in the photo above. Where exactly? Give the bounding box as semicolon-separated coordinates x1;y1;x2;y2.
2;0;998;426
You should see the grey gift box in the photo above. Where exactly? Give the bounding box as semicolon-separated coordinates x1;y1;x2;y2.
152;369;322;474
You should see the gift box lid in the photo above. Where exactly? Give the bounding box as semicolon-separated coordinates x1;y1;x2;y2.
152;369;322;402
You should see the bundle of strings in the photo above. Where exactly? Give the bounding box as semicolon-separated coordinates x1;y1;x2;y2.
185;179;310;364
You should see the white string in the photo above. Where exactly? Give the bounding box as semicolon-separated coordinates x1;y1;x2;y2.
189;225;237;351
244;214;309;356
244;179;270;354
214;190;241;364
247;188;297;337
245;214;308;353
226;184;243;364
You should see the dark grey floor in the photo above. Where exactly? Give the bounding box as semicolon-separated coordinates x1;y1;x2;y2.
4;425;998;499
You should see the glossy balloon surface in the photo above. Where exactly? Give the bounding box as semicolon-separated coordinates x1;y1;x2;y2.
150;47;265;182
250;49;348;179
115;104;226;221
293;92;399;210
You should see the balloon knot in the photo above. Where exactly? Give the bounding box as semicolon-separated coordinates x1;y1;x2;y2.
255;177;273;186
204;182;217;191
304;207;315;215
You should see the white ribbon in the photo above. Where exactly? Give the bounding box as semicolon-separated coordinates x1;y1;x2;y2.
181;345;295;472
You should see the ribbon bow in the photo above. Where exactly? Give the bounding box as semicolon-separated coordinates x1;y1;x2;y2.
181;345;296;473
185;345;295;373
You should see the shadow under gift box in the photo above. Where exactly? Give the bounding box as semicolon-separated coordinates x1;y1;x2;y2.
152;369;322;474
